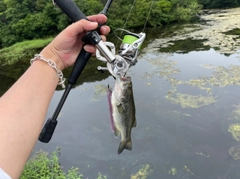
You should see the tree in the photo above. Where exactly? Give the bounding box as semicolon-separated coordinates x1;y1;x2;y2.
0;0;204;48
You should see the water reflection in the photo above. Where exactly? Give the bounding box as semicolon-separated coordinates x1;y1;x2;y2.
0;61;28;95
0;57;111;96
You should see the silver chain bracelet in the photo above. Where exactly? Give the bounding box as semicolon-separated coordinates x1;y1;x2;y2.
30;54;66;88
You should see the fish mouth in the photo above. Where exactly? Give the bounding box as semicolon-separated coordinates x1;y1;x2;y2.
120;76;131;82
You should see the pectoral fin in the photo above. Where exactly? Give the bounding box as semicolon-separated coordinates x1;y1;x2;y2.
114;128;120;137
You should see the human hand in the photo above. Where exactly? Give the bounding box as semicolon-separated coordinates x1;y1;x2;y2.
40;14;110;70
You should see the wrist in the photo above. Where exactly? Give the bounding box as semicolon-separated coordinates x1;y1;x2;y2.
40;46;65;71
30;54;66;88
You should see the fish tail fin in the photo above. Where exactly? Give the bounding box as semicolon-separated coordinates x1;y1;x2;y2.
118;140;132;154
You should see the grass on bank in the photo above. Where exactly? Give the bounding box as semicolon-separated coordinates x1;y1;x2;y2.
0;38;53;65
20;148;107;179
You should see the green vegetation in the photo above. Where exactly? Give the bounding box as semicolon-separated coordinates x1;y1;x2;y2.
0;0;201;48
0;38;53;65
20;148;107;179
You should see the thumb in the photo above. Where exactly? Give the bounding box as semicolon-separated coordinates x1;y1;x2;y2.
66;20;98;36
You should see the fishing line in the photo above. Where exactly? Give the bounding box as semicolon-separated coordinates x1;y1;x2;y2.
121;0;137;32
142;0;154;32
115;0;154;46
116;0;137;47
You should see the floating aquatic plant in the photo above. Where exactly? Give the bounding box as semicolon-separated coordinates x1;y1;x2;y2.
131;164;152;179
228;104;240;121
166;91;216;108
229;145;240;160
91;84;108;102
144;8;240;55
183;165;194;175
228;123;240;142
168;167;177;176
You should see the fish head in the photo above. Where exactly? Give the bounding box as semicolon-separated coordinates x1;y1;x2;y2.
118;76;131;86
115;76;132;98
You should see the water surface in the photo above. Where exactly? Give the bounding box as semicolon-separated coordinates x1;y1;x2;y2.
32;48;240;179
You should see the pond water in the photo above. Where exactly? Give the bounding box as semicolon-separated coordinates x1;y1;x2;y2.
1;8;240;179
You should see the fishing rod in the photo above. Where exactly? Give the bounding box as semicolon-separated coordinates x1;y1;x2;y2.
38;0;114;143
39;0;146;143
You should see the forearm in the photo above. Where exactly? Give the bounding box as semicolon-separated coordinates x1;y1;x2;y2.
0;60;59;179
0;14;109;179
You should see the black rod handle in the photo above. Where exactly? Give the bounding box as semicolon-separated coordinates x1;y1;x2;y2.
38;118;58;143
68;47;92;84
54;0;88;22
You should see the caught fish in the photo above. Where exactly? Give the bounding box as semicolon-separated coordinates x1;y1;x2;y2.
108;76;136;154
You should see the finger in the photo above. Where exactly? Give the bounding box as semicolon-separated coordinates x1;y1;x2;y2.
101;35;106;42
100;25;110;35
66;20;98;37
84;45;96;54
88;14;107;24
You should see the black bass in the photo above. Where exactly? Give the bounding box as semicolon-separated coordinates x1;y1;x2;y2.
108;76;136;154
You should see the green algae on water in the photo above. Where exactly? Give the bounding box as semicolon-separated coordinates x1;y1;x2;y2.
183;165;194;175
228;123;240;142
229;145;240;160
144;8;240;55
147;56;180;79
228;104;240;121
166;91;216;108
91;84;108;102
168;167;177;175
207;65;240;87
131;164;152;179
